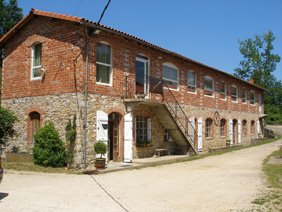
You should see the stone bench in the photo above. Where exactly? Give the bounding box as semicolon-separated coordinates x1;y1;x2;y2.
154;148;170;157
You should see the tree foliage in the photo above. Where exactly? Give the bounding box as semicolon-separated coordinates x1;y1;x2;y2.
33;122;67;167
234;31;282;124
234;31;280;88
0;0;23;36
0;107;17;145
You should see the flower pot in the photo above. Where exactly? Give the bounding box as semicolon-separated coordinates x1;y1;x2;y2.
95;158;106;169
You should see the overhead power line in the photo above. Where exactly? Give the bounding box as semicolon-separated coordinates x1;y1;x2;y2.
97;0;112;24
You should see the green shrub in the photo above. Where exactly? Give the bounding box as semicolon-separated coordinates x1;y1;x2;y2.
0;107;17;145
33;122;67;167
94;141;107;158
65;116;76;166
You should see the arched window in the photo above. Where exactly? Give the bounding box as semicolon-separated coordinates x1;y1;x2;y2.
220;119;226;136
242;120;247;136
29;112;40;143
205;118;213;138
96;42;112;85
204;76;214;96
162;63;178;90
251;120;255;135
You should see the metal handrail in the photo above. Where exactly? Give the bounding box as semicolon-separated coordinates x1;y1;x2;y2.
161;80;196;147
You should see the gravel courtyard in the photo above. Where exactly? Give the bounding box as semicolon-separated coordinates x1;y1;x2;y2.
0;139;281;212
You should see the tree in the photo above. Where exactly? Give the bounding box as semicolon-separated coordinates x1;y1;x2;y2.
234;31;282;124
0;0;23;36
0;107;17;145
234;31;280;88
0;0;23;105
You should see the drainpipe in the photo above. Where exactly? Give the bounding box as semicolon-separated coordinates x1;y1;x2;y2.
83;27;89;169
0;48;3;107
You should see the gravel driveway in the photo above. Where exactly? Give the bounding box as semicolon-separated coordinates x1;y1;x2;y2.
0;139;281;212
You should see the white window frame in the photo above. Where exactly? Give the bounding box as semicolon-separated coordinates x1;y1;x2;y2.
242;88;247;103
204;75;214;97
250;90;255;105
220;81;226;100
96;42;112;86
231;85;238;102
30;43;42;81
187;70;196;93
162;62;179;91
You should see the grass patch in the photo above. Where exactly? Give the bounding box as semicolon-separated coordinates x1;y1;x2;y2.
251;148;282;211
3;162;81;175
263;150;282;189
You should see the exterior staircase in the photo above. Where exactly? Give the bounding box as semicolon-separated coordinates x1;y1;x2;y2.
124;77;197;155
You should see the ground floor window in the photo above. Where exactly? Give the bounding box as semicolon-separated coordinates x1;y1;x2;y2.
251;120;255;135
205;118;213;138
220;119;226;136
164;130;173;142
242;120;247;136
136;116;148;144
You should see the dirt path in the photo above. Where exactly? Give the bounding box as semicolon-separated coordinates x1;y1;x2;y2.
1;139;281;212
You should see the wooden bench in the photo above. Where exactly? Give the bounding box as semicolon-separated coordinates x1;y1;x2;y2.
154;148;170;157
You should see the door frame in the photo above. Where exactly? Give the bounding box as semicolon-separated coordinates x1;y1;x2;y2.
135;55;150;98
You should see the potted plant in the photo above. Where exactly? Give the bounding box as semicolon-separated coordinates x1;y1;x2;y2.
94;141;107;169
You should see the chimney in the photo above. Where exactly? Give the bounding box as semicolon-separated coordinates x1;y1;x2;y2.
249;79;254;84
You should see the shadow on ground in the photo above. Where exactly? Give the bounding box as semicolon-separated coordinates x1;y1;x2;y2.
0;192;9;201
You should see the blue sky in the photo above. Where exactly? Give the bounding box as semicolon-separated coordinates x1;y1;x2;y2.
18;0;282;81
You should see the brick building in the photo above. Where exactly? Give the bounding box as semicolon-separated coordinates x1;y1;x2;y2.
0;9;266;167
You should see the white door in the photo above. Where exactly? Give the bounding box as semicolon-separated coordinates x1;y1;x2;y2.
229;119;233;145
197;117;203;152
124;113;133;162
136;56;149;97
257;120;261;138
96;111;108;161
238;119;241;144
188;117;195;142
258;94;262;114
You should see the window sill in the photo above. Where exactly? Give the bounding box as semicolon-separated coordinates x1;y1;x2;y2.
163;87;179;91
220;136;226;139
30;77;42;81
187;91;197;94
231;100;238;103
204;94;214;98
205;137;213;140
96;82;112;87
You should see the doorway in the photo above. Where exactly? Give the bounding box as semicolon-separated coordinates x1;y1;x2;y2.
108;112;120;161
233;119;238;145
135;55;149;97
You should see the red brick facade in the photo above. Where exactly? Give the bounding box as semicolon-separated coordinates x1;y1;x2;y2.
0;10;265;164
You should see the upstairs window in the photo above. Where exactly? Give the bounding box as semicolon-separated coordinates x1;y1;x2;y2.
96;43;112;85
250;91;255;105
162;64;178;90
187;70;196;92
231;85;238;102
242;88;247;103
204;76;214;96
31;43;42;79
220;81;226;99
